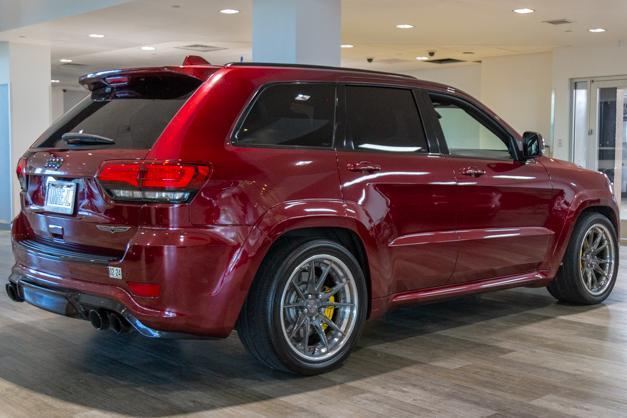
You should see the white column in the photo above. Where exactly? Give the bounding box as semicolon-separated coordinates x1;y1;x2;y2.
0;42;51;221
252;0;341;66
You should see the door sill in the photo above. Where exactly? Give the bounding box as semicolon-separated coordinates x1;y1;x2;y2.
390;271;550;306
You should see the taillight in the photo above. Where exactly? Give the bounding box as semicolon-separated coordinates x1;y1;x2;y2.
16;157;28;191
97;160;211;203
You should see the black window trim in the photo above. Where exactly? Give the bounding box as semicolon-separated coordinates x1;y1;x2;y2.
230;81;339;151
337;83;432;155
423;90;522;161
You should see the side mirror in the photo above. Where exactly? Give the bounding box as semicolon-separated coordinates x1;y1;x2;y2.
522;131;543;160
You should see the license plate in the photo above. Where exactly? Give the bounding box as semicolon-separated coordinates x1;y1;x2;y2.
108;266;123;280
44;181;77;215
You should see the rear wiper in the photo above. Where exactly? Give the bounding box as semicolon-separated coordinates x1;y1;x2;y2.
62;132;116;145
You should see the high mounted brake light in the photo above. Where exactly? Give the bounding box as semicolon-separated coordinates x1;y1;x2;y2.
97;161;211;203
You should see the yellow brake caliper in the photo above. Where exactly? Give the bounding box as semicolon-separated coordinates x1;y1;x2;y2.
322;287;335;330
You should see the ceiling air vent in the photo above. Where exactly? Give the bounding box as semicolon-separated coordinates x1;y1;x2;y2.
60;62;88;67
426;58;464;65
377;58;411;64
544;19;573;25
174;44;226;53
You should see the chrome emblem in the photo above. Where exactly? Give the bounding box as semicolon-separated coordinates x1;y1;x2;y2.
44;157;64;170
96;225;131;234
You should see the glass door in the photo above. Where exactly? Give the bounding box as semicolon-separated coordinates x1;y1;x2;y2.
576;79;627;240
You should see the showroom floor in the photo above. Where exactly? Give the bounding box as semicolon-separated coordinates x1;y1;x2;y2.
1;230;627;417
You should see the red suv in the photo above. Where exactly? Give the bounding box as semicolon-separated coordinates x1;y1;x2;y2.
6;59;619;375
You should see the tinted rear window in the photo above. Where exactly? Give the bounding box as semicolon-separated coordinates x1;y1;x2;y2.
34;74;201;149
234;84;335;148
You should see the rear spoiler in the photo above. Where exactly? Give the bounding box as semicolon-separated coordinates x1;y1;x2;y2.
79;56;218;91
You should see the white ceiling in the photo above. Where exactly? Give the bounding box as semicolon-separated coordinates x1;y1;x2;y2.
1;0;626;87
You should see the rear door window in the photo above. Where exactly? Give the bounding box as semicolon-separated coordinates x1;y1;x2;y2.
234;83;335;148
344;86;427;153
34;74;201;150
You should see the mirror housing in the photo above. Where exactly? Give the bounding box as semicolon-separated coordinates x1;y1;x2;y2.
521;131;544;160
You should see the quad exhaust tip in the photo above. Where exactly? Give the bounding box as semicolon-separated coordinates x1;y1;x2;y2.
88;309;110;331
88;309;131;334
5;282;134;335
5;283;24;303
108;312;131;334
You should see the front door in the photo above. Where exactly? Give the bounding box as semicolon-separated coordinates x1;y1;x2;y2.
425;92;555;283
336;85;459;294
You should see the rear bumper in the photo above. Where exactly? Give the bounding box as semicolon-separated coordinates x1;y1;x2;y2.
7;272;198;338
10;219;258;338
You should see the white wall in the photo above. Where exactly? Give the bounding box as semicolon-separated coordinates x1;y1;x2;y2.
408;47;627;163
405;55;552;150
0;42;51;218
480;53;553;140
50;85;64;121
253;0;341;65
552;43;627;160
51;86;88;121
407;64;482;98
63;89;87;112
0;0;131;31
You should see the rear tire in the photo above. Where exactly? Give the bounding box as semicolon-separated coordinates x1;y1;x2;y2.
547;212;618;304
237;238;367;375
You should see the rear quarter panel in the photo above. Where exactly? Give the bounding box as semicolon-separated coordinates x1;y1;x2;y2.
146;68;390;327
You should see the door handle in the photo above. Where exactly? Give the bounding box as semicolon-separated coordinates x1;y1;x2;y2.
347;161;381;173
460;167;486;177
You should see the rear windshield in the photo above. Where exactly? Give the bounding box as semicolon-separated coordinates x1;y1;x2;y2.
34;74;202;150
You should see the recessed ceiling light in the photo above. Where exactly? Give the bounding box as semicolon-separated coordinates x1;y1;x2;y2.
141;46;156;51
589;28;607;33
89;33;105;38
50;79;60;84
219;8;240;14
59;58;72;63
396;24;414;29
415;56;429;61
513;8;535;14
341;44;354;48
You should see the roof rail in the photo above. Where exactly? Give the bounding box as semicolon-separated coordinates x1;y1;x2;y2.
224;62;416;80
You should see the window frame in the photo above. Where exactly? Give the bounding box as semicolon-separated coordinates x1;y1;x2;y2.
230;81;339;151
336;83;434;155
422;90;521;161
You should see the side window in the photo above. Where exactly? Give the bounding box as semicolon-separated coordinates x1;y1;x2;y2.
429;94;513;160
235;84;335;148
345;86;427;153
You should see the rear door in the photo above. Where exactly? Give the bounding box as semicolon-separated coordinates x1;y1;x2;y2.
20;73;202;261
336;85;459;294
424;91;555;283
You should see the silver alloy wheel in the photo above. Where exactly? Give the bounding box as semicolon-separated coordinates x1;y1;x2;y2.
279;254;359;362
579;223;616;296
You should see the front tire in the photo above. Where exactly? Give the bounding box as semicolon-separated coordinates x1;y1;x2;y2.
548;212;618;304
238;239;367;375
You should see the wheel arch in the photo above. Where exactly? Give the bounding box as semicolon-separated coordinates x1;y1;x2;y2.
578;205;619;233
269;226;373;317
550;198;619;278
241;199;385;320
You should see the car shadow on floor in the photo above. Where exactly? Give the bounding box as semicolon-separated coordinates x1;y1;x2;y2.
0;287;610;416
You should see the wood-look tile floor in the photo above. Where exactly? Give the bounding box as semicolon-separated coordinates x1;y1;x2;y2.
1;230;626;417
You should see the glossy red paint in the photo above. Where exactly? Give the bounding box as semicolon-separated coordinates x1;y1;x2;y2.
9;63;618;337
